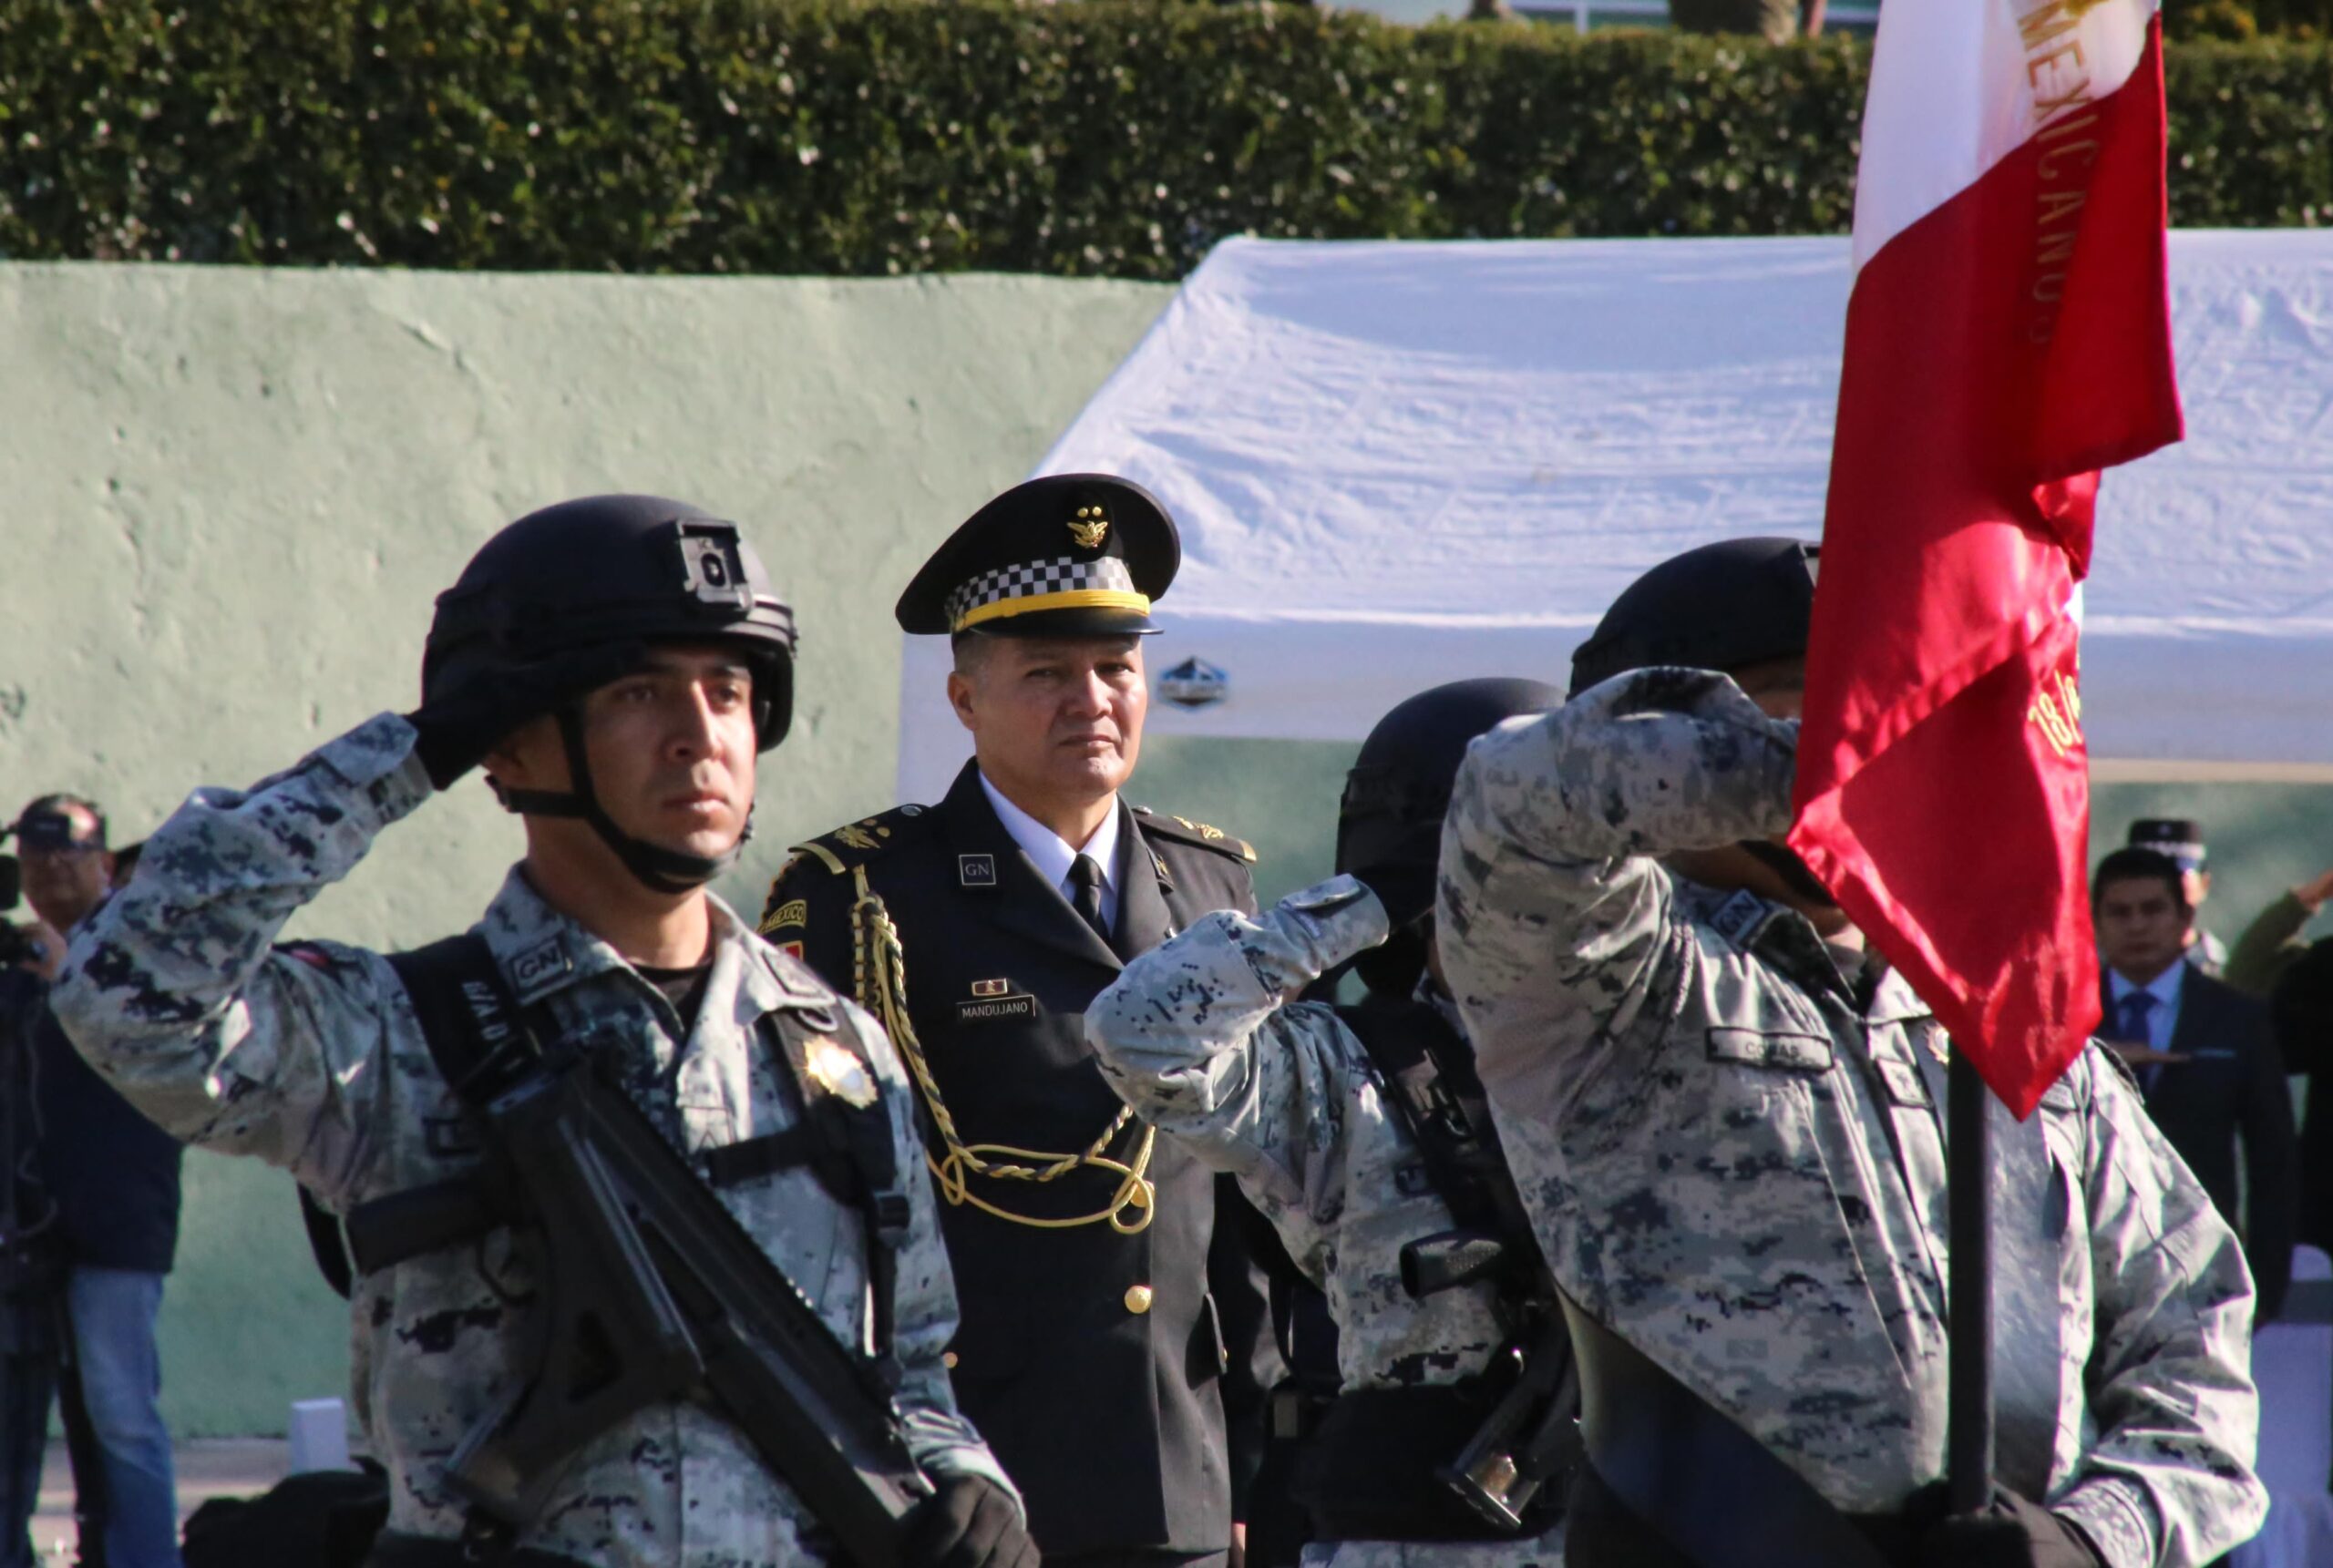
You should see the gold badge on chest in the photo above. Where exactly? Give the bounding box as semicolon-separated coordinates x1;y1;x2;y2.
803;1033;879;1109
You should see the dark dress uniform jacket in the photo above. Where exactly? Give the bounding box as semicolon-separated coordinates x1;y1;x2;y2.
2105;964;2297;1320
766;762;1279;1558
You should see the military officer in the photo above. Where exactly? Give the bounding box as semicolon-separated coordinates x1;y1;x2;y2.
49;496;1033;1568
1437;538;2266;1568
1084;679;1574;1568
764;475;1278;1568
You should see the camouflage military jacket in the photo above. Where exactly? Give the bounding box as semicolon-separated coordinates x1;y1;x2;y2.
49;713;1012;1568
1437;670;2266;1568
1087;877;1565;1568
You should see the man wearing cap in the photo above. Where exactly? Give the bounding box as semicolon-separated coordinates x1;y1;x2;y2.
764;475;1278;1568
1435;538;2265;1567
2125;819;2230;976
0;795;184;1568
49;497;1032;1568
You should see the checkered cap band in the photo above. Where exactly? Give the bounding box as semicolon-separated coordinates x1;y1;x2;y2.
947;555;1138;630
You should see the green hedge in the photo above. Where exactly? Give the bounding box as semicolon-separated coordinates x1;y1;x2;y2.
0;2;2323;279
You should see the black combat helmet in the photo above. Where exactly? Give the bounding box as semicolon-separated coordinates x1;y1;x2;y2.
1571;535;1833;907
1338;677;1562;999
422;494;797;893
1567;538;1819;698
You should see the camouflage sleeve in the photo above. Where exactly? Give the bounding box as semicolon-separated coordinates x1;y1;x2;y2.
49;713;431;1193
1438;669;1796;1117
842;995;1022;1511
1085;875;1392;1286
2050;1048;2266;1568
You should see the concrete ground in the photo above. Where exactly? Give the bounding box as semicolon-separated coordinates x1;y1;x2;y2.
29;1439;287;1562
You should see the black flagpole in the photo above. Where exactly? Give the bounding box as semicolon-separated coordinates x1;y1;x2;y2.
1946;1051;1995;1515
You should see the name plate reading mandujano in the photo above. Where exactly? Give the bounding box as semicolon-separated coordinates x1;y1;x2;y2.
958;994;1039;1025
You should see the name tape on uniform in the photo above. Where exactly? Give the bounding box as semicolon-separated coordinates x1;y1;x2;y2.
957;994;1037;1025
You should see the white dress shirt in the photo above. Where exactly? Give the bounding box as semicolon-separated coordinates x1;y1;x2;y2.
977;772;1123;932
2106;959;2184;1053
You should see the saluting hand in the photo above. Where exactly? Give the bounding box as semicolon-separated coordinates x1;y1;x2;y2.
405;643;647;791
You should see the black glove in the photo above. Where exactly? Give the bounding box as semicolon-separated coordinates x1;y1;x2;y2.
1350;864;1438;932
904;1475;1039;1568
404;644;644;791
1910;1483;2103;1568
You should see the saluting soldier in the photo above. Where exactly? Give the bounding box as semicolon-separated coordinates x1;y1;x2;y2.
764;475;1279;1568
1084;680;1578;1568
1437;538;2266;1568
47;497;1033;1568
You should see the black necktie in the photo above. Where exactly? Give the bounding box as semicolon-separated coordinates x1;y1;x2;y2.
1069;854;1111;945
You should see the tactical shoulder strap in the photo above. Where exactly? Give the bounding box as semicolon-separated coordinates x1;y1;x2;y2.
387;935;534;1107
297;1187;355;1300
737;1003;910;1376
1337;998;1560;1316
1335;999;1507;1239
295;937;511;1301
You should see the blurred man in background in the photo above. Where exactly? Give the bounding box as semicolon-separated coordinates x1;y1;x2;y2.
2093;845;2296;1323
0;796;184;1568
2127;819;2230;975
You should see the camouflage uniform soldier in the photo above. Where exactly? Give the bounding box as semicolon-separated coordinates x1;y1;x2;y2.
1087;680;1572;1568
49;497;1033;1568
1437;538;2266;1568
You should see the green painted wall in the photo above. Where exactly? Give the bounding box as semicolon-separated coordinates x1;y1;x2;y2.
2;261;1173;1434
8;262;2328;1436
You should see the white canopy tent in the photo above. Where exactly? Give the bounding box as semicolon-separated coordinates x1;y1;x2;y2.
897;231;2333;802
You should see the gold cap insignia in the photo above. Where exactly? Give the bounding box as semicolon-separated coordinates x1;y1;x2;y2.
803;1034;879;1110
1068;505;1110;550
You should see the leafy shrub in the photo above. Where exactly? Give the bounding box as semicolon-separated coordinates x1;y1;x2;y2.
0;0;2318;278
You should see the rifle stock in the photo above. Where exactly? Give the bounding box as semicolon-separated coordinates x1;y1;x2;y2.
1435;1316;1581;1533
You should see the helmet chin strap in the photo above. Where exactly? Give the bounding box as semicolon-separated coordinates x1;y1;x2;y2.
496;708;750;896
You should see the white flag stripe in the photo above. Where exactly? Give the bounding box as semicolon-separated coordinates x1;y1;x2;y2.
1852;0;2157;273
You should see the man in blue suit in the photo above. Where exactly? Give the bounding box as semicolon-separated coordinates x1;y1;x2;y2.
2095;845;2297;1322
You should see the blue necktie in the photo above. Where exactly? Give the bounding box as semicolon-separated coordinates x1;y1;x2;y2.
2118;989;2161;1091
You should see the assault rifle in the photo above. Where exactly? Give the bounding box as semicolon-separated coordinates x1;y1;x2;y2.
352;1050;932;1567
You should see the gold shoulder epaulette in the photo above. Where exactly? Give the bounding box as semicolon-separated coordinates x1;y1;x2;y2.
1131;804;1257;864
785;804;929;877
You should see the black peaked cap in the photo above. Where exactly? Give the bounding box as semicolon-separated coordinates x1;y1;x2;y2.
897;475;1180;638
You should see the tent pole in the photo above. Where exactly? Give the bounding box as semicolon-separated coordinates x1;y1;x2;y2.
1947;1051;1995;1515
